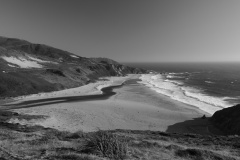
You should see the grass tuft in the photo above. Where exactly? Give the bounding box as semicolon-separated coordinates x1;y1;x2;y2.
83;131;128;160
175;148;236;160
176;148;203;159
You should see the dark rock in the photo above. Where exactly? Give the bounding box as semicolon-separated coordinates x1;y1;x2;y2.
201;115;206;119
211;104;240;135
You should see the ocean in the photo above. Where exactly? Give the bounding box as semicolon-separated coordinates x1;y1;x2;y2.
125;62;240;115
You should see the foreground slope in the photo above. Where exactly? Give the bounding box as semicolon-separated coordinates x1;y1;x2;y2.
0;110;239;160
0;36;146;98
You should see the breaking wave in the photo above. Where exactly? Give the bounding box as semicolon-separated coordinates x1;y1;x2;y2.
139;74;235;115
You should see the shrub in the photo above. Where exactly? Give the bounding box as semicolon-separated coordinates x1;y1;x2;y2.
83;131;128;160
175;148;233;160
176;148;203;159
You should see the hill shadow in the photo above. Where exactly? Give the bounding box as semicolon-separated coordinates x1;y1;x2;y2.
166;117;224;135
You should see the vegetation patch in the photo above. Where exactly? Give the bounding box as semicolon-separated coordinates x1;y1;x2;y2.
82;131;128;160
0;111;239;159
46;69;66;77
175;148;236;160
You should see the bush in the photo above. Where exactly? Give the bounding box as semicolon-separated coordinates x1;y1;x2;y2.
83;131;128;160
175;148;203;159
175;148;233;160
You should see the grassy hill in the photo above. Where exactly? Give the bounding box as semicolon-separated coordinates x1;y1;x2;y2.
0;36;147;99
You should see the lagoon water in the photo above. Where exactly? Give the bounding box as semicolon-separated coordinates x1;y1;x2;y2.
125;62;240;114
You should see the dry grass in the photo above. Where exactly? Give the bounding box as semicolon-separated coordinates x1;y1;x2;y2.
0;111;239;160
83;131;128;160
175;148;236;160
0;127;239;160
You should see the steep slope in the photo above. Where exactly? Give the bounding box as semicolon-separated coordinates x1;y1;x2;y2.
211;104;240;135
0;36;147;98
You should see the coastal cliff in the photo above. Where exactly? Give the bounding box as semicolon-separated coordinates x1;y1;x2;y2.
211;104;240;135
0;36;147;98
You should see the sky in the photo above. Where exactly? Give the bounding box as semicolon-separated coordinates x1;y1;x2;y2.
0;0;240;63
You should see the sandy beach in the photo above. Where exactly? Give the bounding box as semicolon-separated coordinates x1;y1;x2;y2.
4;74;212;134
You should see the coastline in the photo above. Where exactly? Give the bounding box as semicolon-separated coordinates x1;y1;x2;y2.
138;74;229;115
3;74;215;134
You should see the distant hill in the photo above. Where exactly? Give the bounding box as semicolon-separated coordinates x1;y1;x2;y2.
211;104;240;135
0;36;147;98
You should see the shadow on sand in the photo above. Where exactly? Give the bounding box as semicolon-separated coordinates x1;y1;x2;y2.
166;117;224;135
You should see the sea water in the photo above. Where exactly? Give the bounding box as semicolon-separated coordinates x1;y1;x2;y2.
125;62;240;115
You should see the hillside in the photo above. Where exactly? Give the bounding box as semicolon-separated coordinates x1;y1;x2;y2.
0;110;239;160
0;36;147;98
211;104;240;135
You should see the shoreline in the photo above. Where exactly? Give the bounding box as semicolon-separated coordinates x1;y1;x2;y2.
138;74;229;115
138;81;211;116
4;74;216;134
2;73;223;116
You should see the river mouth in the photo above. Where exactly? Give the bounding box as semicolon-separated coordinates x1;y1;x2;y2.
1;79;140;110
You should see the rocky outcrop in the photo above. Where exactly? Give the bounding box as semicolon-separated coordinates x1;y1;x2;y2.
211;104;240;135
0;36;148;98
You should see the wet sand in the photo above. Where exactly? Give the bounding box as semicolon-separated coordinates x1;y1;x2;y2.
5;76;212;134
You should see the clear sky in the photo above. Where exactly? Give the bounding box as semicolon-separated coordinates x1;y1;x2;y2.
0;0;240;62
